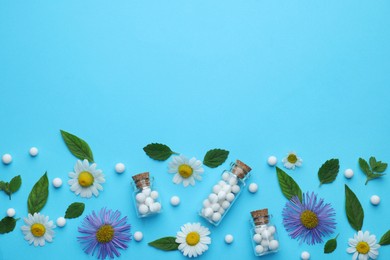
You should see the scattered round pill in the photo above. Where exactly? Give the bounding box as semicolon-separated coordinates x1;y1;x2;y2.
170;196;180;206
344;169;354;179
248;183;258;193
29;147;39;157
138;204;149;215
370;195;380;205
56;217;66;227
6;208;16;217
267;156;277;166
253;233;262;243
255;245;264;254
2;154;12;165
150;190;159;199
269;240;279;250
301;251;310;260
225;234;234;244
134;231;143;242
115;163;125;173
212;212;221;222
52;178;63;188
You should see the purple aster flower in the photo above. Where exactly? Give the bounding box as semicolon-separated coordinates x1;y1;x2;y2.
282;192;336;245
78;208;131;259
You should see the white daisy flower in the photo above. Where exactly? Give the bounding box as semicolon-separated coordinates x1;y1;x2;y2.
347;230;380;260
21;213;56;247
282;151;303;170
176;223;211;258
68;159;105;198
168;155;204;187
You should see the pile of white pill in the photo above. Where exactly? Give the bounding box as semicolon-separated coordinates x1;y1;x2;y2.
135;188;161;216
253;225;279;255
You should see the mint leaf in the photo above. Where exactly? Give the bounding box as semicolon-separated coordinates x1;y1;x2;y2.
365;173;385;185
0;217;17;234
318;159;339;186
359;158;371;176
324;234;338;254
203;149;229;168
143;143;177;161
148;236;179;251
60;130;94;162
276;167;302;202
9;175;21;194
27;172;49;214
65;202;85;219
379;230;390;245
369;157;377;170
345;185;364;231
360;157;387;185
0;181;6;191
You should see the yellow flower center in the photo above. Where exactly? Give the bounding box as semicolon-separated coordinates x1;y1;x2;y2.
96;225;114;243
287;154;298;164
31;223;46;237
300;210;319;229
186;231;200;246
78;171;94;187
356;241;370;254
178;164;193;178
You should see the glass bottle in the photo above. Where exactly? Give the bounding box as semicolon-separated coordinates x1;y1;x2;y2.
200;159;252;226
131;172;162;218
250;208;279;256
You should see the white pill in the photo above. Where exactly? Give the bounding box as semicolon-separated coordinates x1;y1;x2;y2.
6;208;16;217
218;180;226;187
136;193;146;203
211;203;220;212
267;156;277;166
56;217;66;227
229;177;238;185
212;212;221;222
138;204;149;215
222;172;230;181
203;199;211;208
208;193;218;203
226;193;235;202
134;231;143;242
253;233;262;243
301;251;310;260
145;197;154;206
370;195;380;205
221;201;230;209
218;191;226;201
29;147;39;157
231;185;240;194
52;178;63;188
142;188;151;196
222;184;232;193
204;207;213;217
248;183;258;193
170;196;180;206
344;168;354;179
225;234;234;244
255;227;265;234
261;239;269;248
150;191;159;199
255;245;264;254
261;230;270;239
213;185;222;194
218;208;226;215
150;202;161;212
2;154;12;165
115;163;125;173
267;225;276;235
269;240;279;250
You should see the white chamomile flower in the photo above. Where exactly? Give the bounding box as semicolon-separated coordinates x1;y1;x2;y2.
168;155;204;187
68;159;105;198
176;223;211;258
347;230;380;260
282;151;303;170
21;213;56;247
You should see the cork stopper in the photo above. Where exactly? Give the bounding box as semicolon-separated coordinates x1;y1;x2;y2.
132;172;151;189
251;208;269;225
231;159;252;179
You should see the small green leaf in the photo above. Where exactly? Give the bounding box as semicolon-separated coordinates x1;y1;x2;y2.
203;149;229;168
9;175;22;194
148;236;179;251
365;173;385;185
143;143;177;161
60;130;94;162
324;234;339;254
0;181;6;190
0;217;17;234
379;230;390;245
345;185;364;231
369;157;377;170
359;158;371;176
318;159;340;186
27;172;49;214
65;202;85;219
373;163;387;173
276;167;302;202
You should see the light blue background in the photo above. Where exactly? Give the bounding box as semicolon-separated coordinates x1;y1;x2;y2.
1;1;389;259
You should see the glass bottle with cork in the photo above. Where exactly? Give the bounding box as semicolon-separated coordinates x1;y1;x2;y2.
250;208;279;256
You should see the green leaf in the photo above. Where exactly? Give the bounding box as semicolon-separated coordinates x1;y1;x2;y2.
0;217;17;234
379;230;390;245
148;236;179;251
365;173;385;185
27;172;49;214
369;157;377;170
318;159;340;186
345;185;364;231
60;130;94;162
0;181;6;190
65;202;85;219
373;163;387;173
359;158;371;176
324;234;339;254
276;167;302;202
203;149;229;168
9;175;22;194
143;143;177;161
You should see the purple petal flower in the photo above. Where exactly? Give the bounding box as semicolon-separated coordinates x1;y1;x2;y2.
282;192;336;245
78;208;131;259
